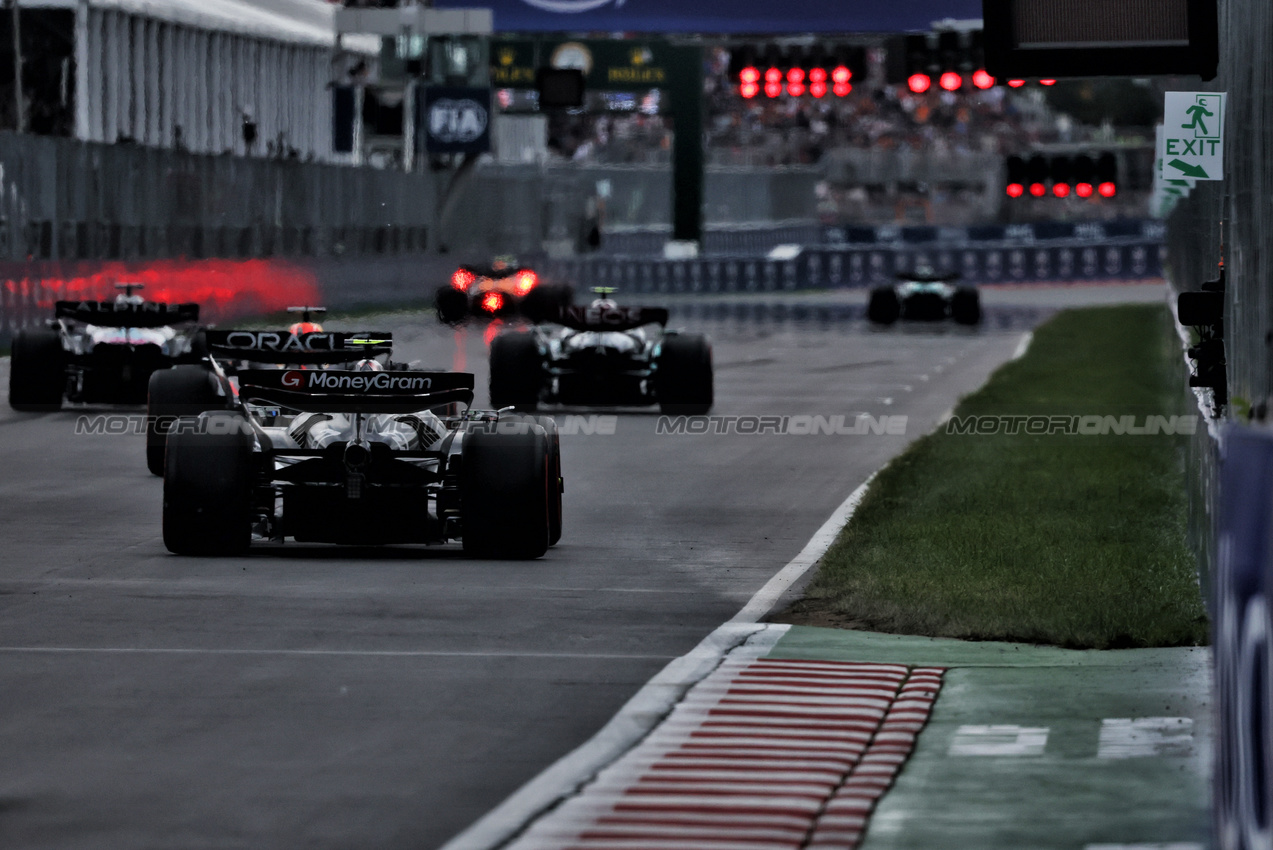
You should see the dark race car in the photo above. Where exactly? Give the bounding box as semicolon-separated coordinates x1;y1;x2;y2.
488;290;713;414
161;364;562;559
144;308;395;476
8;283;203;410
867;268;981;325
434;260;573;324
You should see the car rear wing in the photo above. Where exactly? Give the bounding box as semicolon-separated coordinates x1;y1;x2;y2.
236;369;475;413
55;300;200;327
895;271;961;283
205;330;394;365
553;304;669;331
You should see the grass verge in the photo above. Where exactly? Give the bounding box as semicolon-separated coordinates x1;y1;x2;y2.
773;304;1208;649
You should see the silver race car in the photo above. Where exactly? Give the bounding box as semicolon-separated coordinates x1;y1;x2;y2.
162;360;562;559
867;268;981;325
489;289;713;414
8;283;203;410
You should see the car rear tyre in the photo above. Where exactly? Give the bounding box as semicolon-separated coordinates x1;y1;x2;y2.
867;287;901;325
8;327;65;411
535;415;563;546
489;333;541;411
657;333;713;415
952;287;982;325
163;411;254;556
146;365;225;476
435;286;468;325
460;425;550;559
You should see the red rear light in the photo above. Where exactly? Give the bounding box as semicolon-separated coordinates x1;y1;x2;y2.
481;291;504;313
515;270;538;295
452;268;476;291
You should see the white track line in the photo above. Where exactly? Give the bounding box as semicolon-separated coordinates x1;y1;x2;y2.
440;474;879;850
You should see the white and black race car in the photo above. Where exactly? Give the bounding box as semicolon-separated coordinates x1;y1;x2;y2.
867;268;981;325
488;291;713;414
161;364;562;559
8;283;203;410
144;312;396;476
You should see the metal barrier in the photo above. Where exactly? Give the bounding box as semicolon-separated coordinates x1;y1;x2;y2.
544;240;1164;294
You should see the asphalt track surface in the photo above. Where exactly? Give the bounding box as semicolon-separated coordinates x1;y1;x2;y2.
0;284;1166;849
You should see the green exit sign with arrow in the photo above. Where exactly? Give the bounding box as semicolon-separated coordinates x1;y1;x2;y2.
1162;91;1225;181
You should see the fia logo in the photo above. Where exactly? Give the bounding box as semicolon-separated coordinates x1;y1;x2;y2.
427;99;488;144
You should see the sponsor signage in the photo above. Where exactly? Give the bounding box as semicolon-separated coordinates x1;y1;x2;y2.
437;0;981;34
240;370;476;395
559;304;669;330
419;87;492;155
207;330;392;354
492;39;671;91
54;300;200;327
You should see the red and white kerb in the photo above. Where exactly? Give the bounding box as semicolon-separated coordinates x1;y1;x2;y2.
507;658;945;849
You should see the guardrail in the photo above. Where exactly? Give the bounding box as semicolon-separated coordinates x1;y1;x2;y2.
545;240;1165;294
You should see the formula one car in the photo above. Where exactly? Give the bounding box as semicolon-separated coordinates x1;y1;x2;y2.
161;362;562;559
8;283;203;410
145;307;395;475
434;259;573;324
867;268;981;325
489;289;713;414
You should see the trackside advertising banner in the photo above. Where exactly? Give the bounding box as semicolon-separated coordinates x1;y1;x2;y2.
1214;425;1273;850
434;0;981;34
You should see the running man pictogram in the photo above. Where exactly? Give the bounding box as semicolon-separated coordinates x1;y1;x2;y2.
1182;101;1214;135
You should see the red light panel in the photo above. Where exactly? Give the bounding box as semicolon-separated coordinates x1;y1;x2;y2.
787;81;805;97
764;67;782;84
939;71;962;91
764;81;782;98
1053;183;1071;198
1008;79;1025;88
786;68;804;85
972;69;995;89
831;66;852;85
907;73;931;93
810;81;827;98
739;66;760;84
809;67;828;84
1029;182;1047;197
833;81;852;97
741;82;759;99
1006;183;1025;198
1039;79;1057;86
1098;181;1117;197
1076;182;1094;198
